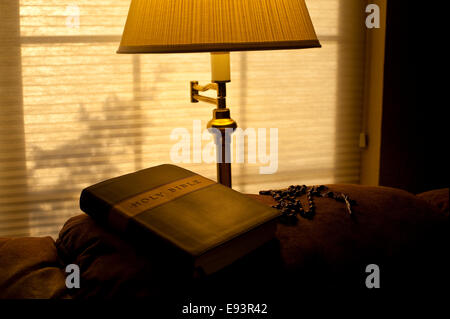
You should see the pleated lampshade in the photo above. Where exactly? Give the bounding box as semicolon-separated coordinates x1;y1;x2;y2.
117;0;321;53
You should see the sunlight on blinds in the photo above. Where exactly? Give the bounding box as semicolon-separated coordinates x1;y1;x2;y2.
0;0;366;238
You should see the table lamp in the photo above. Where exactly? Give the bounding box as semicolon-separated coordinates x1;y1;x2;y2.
117;0;321;188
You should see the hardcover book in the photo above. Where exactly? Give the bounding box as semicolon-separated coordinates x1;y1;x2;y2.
79;164;281;275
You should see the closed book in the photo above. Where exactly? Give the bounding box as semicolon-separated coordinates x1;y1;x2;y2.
79;164;280;275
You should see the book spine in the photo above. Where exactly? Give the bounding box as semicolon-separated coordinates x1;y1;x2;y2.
79;188;112;225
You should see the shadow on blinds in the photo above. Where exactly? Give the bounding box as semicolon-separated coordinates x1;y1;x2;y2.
0;0;366;238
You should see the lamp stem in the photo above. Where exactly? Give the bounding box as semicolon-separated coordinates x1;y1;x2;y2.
211;52;233;187
191;53;235;187
216;130;233;188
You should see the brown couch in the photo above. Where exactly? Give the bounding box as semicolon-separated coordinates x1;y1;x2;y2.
1;184;448;300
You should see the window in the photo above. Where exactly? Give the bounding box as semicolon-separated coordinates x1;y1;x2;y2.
0;0;366;238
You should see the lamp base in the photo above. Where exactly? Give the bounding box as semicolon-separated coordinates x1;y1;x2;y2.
217;163;232;188
209;127;235;188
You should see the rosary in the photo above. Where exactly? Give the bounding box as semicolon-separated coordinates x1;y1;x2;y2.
259;185;355;223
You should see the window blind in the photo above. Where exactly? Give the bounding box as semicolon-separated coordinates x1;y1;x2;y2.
0;0;366;238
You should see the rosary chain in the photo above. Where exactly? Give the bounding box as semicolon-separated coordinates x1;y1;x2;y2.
259;185;355;223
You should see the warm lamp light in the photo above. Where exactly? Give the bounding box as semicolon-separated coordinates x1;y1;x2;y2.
118;0;321;187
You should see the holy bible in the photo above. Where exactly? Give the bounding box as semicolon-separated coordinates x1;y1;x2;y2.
79;164;280;275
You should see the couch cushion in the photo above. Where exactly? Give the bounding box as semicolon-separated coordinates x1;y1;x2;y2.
416;188;449;215
56;184;449;298
244;185;449;291
0;237;68;299
56;213;193;299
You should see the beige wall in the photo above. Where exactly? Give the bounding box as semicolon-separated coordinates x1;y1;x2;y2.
360;0;387;186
